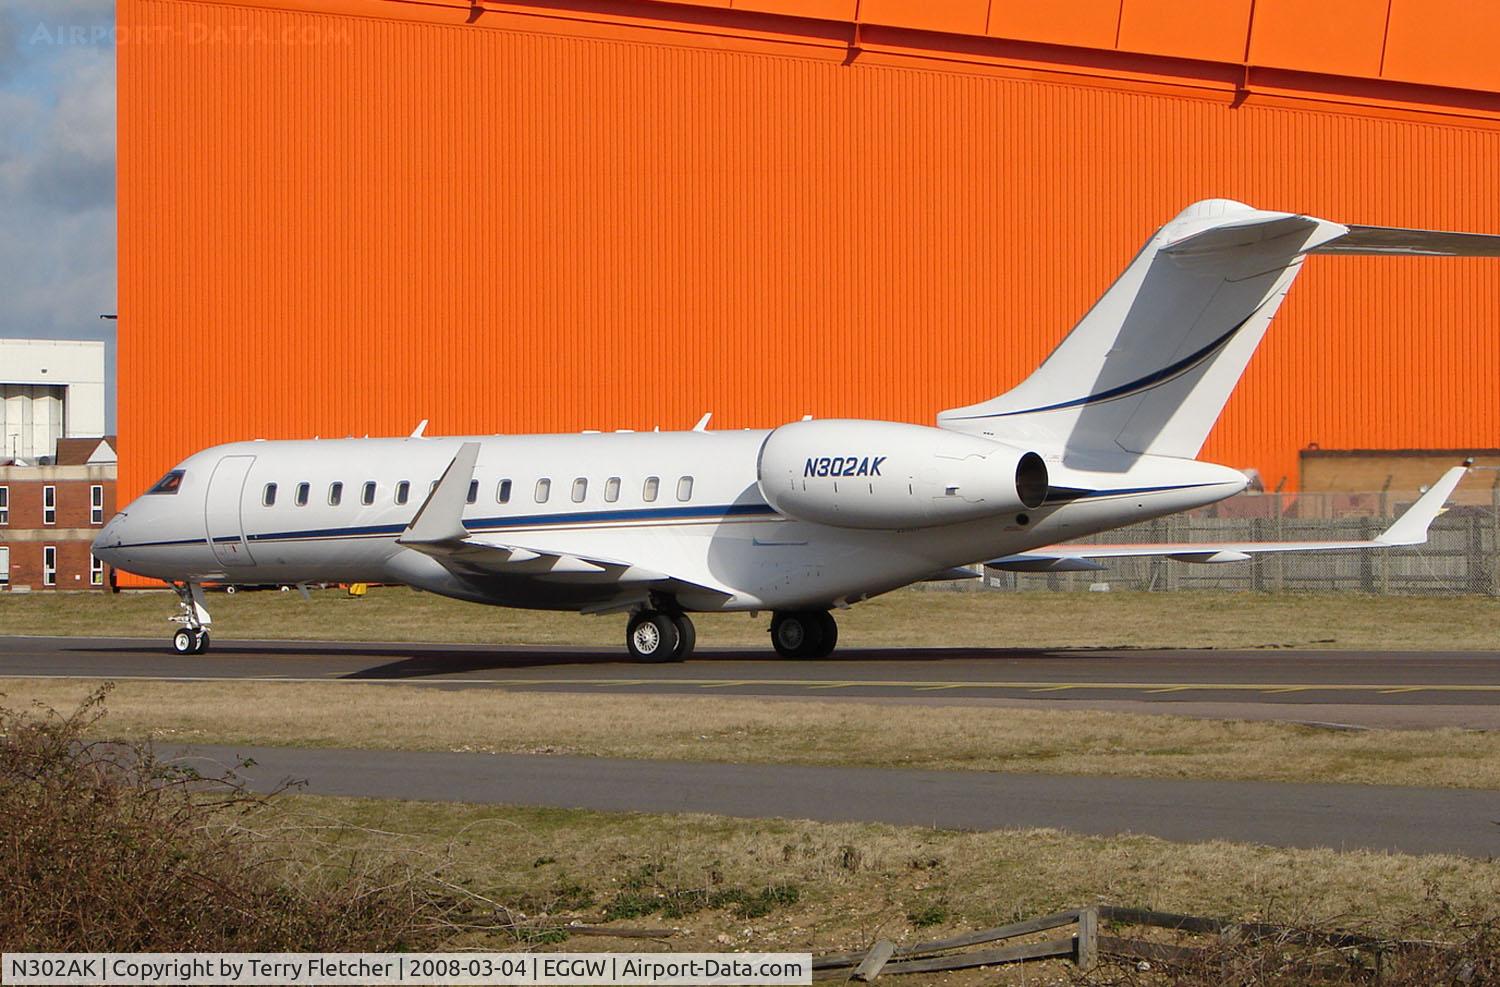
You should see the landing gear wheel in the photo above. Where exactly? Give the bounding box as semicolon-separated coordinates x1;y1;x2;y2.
193;629;211;655
172;629;196;655
670;614;696;662
627;610;680;663
770;611;826;659
810;611;838;658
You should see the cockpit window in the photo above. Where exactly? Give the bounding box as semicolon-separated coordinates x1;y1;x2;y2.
148;470;185;495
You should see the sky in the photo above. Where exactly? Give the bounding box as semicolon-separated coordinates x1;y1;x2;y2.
0;0;116;428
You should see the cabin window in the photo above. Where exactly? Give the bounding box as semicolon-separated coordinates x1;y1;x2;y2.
497;479;512;504
328;481;343;506
535;478;551;503
42;485;55;525
362;481;376;506
643;476;659;503
262;483;277;507
571;478;587;503
90;485;104;524
677;476;694;502
604;477;621;503
147;470;184;495
43;546;56;586
295;482;310;507
467;480;479;505
395;480;410;505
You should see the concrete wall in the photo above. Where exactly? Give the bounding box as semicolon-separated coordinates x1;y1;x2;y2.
0;339;107;461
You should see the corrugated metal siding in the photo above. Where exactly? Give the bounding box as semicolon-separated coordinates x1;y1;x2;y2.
118;0;1500;521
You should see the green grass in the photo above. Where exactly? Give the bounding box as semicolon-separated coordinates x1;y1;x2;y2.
5;585;1500;650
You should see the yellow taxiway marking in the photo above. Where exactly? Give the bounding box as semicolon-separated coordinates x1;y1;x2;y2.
2;675;1497;693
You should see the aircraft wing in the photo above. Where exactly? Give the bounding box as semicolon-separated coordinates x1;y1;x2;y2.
987;464;1468;572
396;442;731;602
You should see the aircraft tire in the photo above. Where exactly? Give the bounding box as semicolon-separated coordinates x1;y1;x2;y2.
172;629;196;655
810;611;838;658
670;614;696;662
770;611;824;659
194;630;211;655
627;610;680;663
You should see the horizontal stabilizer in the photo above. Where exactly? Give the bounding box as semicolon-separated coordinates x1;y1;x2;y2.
1315;226;1500;257
985;465;1468;570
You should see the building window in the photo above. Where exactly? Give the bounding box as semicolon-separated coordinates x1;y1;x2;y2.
42;485;56;525
604;477;621;503
90;485;105;524
43;546;56;587
677;476;694;502
643;476;659;503
262;483;277;507
534;478;551;503
295;482;310;507
395;480;410;506
0;546;9;586
467;480;478;505
90;553;103;587
496;479;511;504
0;486;8;525
362;481;377;506
328;481;343;506
571;478;587;503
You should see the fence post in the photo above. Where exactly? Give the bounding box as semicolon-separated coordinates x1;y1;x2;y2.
1468;514;1488;597
1076;906;1098;970
1492;481;1500;597
1360;518;1377;594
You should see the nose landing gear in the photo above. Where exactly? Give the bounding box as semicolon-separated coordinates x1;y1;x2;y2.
770;610;838;658
169;582;212;655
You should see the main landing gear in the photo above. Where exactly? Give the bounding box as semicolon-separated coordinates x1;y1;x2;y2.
770;610;838;659
169;581;212;655
626;609;696;663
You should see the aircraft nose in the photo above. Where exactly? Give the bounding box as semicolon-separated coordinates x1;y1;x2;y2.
92;512;128;564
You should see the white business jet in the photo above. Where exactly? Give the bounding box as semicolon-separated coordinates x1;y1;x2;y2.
94;199;1494;659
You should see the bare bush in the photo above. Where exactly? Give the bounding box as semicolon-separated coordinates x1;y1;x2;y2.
0;687;462;951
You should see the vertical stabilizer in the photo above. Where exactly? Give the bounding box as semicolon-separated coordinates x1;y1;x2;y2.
939;200;1347;460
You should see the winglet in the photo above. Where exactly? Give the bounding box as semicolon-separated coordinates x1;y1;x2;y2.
398;442;480;545
1374;464;1470;546
692;413;713;432
410;419;429;438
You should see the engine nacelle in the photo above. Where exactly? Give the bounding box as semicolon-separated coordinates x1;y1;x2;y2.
756;419;1049;530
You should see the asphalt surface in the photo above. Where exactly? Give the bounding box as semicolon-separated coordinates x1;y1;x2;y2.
174;743;1500;857
4;635;1500;728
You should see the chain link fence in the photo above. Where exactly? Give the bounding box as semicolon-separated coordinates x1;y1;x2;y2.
943;486;1500;596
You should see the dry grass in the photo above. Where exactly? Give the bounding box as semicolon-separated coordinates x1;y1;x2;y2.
5;679;1499;789
295;794;1500;977
3;586;1500;650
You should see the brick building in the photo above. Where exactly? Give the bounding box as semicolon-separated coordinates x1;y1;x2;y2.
0;437;117;591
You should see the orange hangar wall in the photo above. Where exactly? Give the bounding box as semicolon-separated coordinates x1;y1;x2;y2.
117;0;1500;519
